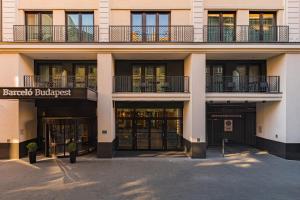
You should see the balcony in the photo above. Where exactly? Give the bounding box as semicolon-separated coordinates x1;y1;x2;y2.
206;76;280;93
113;76;189;93
109;26;194;43
13;25;99;43
24;75;97;90
203;25;289;43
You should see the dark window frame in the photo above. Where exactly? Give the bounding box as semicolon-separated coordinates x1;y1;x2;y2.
131;11;171;42
207;11;236;41
25;11;53;41
65;11;95;42
249;11;277;41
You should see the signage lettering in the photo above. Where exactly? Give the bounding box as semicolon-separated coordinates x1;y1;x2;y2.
2;88;72;98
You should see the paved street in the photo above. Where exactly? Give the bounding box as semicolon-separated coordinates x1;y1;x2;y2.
0;149;300;200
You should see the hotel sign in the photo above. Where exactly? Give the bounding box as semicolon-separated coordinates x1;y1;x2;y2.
2;88;71;98
0;88;97;101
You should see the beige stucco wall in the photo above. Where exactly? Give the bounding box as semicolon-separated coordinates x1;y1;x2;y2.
0;54;20;144
110;10;191;26
0;100;19;143
285;54;300;143
183;53;206;143
97;53;115;143
0;54;36;145
110;0;191;10
18;0;98;10
257;54;287;143
204;0;284;10
19;101;37;143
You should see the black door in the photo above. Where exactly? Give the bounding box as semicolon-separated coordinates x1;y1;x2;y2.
116;107;183;151
207;104;257;147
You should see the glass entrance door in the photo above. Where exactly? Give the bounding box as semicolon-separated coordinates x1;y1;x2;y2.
44;118;93;157
136;119;149;150
116;107;183;151
150;119;164;149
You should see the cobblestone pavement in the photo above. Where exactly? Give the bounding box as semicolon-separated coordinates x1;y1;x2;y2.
0;149;300;200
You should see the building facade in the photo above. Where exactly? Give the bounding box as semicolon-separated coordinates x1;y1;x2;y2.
0;0;300;160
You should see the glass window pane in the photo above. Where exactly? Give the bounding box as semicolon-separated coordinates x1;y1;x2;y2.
262;14;276;41
88;65;97;90
159;14;169;42
132;14;142;42
132;65;142;92
41;14;52;25
117;109;132;118
67;14;79;26
249;65;260;83
249;14;260;42
67;14;80;42
52;64;72;87
156;65;166;92
208;13;221;26
82;14;94;26
26;14;39;25
166;109;182;117
41;14;53;41
146;14;156;42
232;65;247;91
75;65;86;88
145;66;155;92
26;13;39;41
81;14;94;42
208;13;221;42
223;14;235;42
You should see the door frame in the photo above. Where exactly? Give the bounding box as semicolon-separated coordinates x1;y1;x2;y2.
25;11;53;41
131;11;171;42
43;117;90;157
115;105;183;151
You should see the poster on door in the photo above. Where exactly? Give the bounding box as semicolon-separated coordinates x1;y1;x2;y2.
224;119;233;132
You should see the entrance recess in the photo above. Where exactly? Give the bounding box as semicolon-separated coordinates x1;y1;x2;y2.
43;118;93;157
206;103;256;147
116;107;183;151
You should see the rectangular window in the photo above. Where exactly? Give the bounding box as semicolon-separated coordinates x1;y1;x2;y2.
131;64;166;92
131;12;170;42
25;12;53;41
36;61;96;89
249;12;276;42
207;12;236;42
66;12;94;42
206;61;266;92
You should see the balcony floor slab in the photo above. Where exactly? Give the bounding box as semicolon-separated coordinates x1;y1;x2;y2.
112;92;190;102
206;92;282;103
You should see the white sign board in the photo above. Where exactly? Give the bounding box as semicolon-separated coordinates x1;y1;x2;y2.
224;120;233;132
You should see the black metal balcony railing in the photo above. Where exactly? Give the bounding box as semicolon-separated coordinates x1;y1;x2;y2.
203;25;289;43
206;76;280;93
109;26;194;43
113;76;189;93
14;25;99;42
24;75;97;90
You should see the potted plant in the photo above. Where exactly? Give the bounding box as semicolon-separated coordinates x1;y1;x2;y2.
26;142;38;164
67;142;77;163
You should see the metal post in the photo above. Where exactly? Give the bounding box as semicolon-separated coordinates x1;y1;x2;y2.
222;138;225;157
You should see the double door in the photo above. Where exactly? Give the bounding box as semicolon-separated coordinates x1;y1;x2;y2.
132;65;166;92
131;12;170;42
117;117;182;150
44;118;90;157
25;12;53;41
